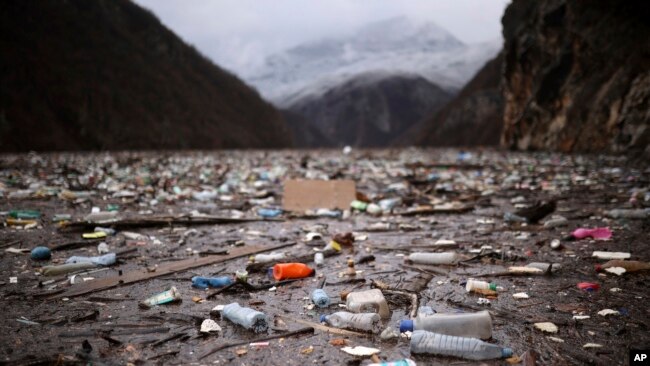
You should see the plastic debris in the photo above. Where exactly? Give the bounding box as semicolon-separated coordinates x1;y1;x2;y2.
577;282;600;292
30;246;51;260
222;302;268;333
597;309;619;316
592;251;631;260
200;319;222;333
568;227;612;240
341;346;380;356
410;331;513;360
139;287;182;308
534;322;558;333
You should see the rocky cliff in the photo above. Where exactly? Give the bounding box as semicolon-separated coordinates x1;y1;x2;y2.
501;0;649;154
395;54;504;147
0;0;292;151
286;72;452;147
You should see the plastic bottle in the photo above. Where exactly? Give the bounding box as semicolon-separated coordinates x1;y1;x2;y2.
222;302;268;333
378;197;401;212
257;208;282;218
368;359;416;366
410;330;513;360
65;253;116;266
596;260;650;273
366;203;383;215
191;276;234;289
140;287;182;308
418;306;436;316
83;211;118;223
408;252;459;265
400;310;492;339
252;252;285;263
8;210;41;219
350;200;368;211
314;252;324;267
311;289;330;308
345;289;390;319
526;262;562;273
465;279;497;293
320;312;381;333
605;208;650;219
543;216;568;228
41;262;97;276
94;227;116;236
273;263;314;280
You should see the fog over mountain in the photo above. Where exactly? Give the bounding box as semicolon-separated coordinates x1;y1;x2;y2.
243;16;501;106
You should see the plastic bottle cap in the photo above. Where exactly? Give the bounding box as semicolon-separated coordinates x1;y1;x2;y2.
319;315;327;323
399;319;413;333
502;348;513;358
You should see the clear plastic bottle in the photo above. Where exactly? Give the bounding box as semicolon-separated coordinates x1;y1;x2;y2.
400;310;492;339
465;279;497;292
410;330;513;360
345;289;390;319
65;253;116;266
314;252;324;267
84;211;118;223
252;252;285;263
311;289;330;308
408;252;459;265
222;302;268;333
368;359;416;366
320;311;381;333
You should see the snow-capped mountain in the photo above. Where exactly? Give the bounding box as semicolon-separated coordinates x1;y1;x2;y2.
242;16;501;106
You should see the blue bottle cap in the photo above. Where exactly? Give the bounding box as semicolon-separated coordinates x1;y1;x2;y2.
319;315;327;323
399;319;414;333
502;348;513;358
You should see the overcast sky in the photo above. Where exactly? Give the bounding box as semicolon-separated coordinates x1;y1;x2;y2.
134;0;510;74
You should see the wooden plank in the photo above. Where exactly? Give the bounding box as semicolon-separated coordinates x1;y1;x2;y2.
52;242;296;299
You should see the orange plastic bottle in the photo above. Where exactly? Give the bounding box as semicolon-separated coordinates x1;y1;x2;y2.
273;263;314;280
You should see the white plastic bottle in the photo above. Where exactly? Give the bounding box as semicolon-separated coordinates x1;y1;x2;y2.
320;312;381;333
252;252;285;263
465;279;497;292
345;289;390;319
408;252;459;265
314;252;324;267
400;310;492;339
222;303;268;333
410;330;513;360
526;262;562;272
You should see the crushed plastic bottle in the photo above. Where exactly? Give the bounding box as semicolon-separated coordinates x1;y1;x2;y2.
222;302;268;333
366;203;383;215
191;276;234;289
273;263;314;280
543;216;568;228
400;310;492;339
311;289;330;308
140;287;182;308
252;252;285;263
378;197;401;212
526;262;562;273
320;311;381;333
410;330;513;360
345;289;390;319
408;252;459;265
65;253;116;266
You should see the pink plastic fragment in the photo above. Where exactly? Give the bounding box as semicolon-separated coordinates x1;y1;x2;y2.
571;227;612;240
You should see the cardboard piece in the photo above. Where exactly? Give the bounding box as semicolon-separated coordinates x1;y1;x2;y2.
283;179;356;211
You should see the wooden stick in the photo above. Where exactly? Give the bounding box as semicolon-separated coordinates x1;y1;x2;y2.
276;315;367;337
59;215;281;232
199;326;314;360
51;242;296;299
